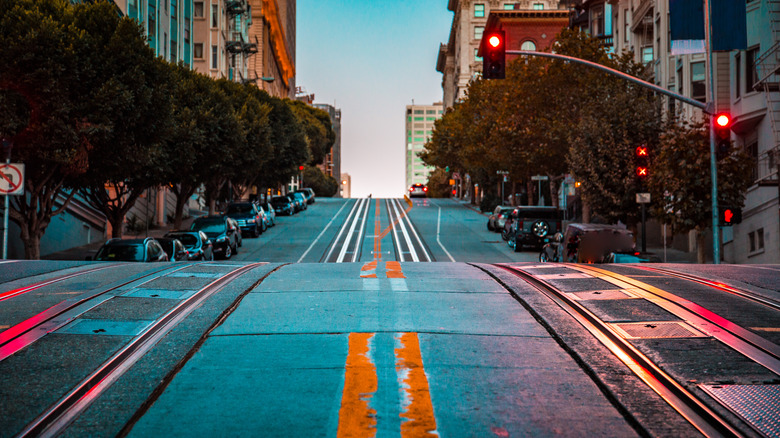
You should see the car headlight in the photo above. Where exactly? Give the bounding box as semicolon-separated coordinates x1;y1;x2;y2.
247;219;255;224
217;236;227;243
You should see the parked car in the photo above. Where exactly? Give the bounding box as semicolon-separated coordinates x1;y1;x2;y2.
409;183;427;198
164;230;214;261
291;192;308;211
190;216;239;259
501;208;518;241
296;188;316;204
539;223;660;263
156;237;188;261
271;196;295;216
510;206;564;252
487;206;514;231
92;238;168;262
226;217;243;248
259;201;276;227
225;202;265;237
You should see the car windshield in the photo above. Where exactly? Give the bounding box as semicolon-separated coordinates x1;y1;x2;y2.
167;234;198;247
227;204;253;215
191;220;225;234
95;244;144;262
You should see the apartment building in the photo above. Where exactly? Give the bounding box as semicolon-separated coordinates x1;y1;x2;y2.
313;103;342;192
406;103;444;187
121;0;195;66
437;0;571;109
188;0;255;82
248;0;296;97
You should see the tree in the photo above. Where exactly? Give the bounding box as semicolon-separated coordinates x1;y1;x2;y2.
78;16;176;237
252;95;310;190
288;100;335;166
647;119;753;262
0;0;109;259
302;165;339;197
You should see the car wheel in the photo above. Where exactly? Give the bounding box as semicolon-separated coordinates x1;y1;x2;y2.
539;252;549;262
224;244;232;260
531;220;550;238
253;225;260;238
487;221;493;231
513;238;522;253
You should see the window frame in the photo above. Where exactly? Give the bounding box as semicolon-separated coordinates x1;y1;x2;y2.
691;61;706;103
474;26;484;41
474;3;485;18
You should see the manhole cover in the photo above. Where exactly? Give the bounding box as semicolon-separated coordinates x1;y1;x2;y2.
611;321;707;339
701;384;780;437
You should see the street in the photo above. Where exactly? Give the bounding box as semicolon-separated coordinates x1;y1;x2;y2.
1;198;779;437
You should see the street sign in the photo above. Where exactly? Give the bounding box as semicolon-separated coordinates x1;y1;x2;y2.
496;170;509;175
0;163;24;195
636;193;651;204
531;175;549;181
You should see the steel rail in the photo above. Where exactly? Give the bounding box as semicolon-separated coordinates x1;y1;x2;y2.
0;264;119;302
635;265;780;311
0;263;196;362
397;199;432;262
496;264;744;438
569;264;780;375
390;199;418;262
323;199;360;263
336;198;366;263
352;198;370;263
387;199;406;262
18;262;265;438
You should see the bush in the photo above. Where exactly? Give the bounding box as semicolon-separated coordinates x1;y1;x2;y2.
480;191;500;213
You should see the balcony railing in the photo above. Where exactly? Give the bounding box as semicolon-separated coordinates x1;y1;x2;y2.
225;0;247;15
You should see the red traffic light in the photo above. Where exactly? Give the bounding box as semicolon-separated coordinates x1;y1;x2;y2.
715;113;731;128
488;35;501;48
298;165;305;171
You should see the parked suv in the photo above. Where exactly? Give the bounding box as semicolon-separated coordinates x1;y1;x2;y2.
225;202;265;237
92;238;168;262
510;206;564;252
190;215;239;259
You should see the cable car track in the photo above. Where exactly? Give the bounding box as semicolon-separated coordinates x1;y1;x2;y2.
492;263;780;438
15;262;264;437
0;264;119;303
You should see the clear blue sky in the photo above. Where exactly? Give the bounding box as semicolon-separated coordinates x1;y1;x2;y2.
297;0;454;198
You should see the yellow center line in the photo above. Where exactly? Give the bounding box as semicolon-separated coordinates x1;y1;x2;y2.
396;332;437;437
386;261;406;279
338;333;378;438
378;199;413;241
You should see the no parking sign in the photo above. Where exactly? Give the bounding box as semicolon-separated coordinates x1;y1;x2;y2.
0;163;24;195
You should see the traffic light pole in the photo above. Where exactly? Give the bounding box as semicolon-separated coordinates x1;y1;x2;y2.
704;0;721;264
506;50;722;263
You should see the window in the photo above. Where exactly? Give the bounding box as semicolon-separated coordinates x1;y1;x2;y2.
128;0;138;19
163;32;167;59
677;64;683;94
533;3;544;10
521;41;536;51
746;46;759;92
148;5;156;38
171;0;176;18
747;141;758;181
184;19;190;43
735;53;741;99
413;109;424;114
474;26;484;41
414;116;424;121
211;45;218;69
211;4;218;28
749;228;765;253
624;9;629;43
426;109;437;114
691;61;706;102
194;43;203;59
592;5;604;36
474;4;484;17
194;1;204;18
642;46;653;64
504;4;517;10
474;48;482;62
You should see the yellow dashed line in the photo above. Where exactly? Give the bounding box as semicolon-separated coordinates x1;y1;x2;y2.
396;332;437;437
338;333;378;438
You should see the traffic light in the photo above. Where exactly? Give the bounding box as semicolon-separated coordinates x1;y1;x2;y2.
482;30;506;80
714;113;732;161
635;144;649;180
719;206;742;226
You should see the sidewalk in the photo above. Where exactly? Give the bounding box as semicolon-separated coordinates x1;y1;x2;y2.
42;214;202;261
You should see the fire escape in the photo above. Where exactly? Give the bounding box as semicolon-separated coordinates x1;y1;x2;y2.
225;0;258;83
753;0;780;187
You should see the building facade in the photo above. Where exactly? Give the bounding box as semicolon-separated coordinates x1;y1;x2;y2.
188;0;255;82
121;0;195;66
405;103;444;187
313;103;342;193
340;172;351;199
248;0;296;97
437;0;570;109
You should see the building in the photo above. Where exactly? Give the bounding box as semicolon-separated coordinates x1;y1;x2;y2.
248;0;296;97
188;0;255;82
437;0;571;109
313;103;342;193
340;172;351;199
121;0;195;66
405;103;444;187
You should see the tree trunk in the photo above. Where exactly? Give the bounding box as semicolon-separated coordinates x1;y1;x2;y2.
171;183;197;230
550;177;559;209
582;199;591;223
23;233;41;260
695;228;706;263
109;211;125;239
511;181;517;206
527;180;534;206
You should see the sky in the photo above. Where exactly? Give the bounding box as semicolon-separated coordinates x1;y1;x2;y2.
297;0;454;198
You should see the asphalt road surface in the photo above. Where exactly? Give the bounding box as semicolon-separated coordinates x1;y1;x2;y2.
1;198;779;437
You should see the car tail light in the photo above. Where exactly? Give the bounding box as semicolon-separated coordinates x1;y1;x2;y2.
423;187;428;192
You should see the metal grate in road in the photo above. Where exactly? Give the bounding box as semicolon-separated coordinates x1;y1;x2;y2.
611;321;707;339
569;289;639;301
701;384;780;438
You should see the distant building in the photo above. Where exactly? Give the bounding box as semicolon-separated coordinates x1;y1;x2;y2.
340;172;351;199
121;0;195;66
314;103;342;194
405;103;443;187
437;0;571;109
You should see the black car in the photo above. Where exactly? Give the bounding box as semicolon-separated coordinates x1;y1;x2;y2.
164;230;214;261
510;207;564;252
92;237;168;262
271;196;294;216
225;202;265;237
190;216;239;259
296;188;316;204
290;192;308;211
156;237;188;261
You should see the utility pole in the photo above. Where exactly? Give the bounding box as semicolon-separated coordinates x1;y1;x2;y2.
2;137;12;259
704;0;721;264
